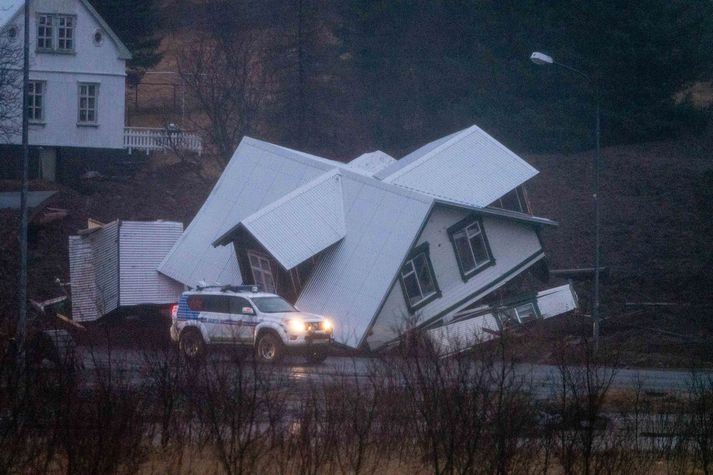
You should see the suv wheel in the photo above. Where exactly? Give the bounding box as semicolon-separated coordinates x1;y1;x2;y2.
256;332;283;364
304;347;328;364
179;329;205;361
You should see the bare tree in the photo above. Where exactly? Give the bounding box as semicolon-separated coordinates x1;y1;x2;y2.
176;0;276;164
0;34;21;143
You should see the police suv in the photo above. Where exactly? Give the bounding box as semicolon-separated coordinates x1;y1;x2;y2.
170;285;333;363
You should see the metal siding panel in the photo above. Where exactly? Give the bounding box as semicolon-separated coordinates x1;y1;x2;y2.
92;221;119;316
119;221;184;306
69;235;98;322
296;177;432;348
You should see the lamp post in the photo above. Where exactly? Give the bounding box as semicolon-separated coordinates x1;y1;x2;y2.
530;51;602;352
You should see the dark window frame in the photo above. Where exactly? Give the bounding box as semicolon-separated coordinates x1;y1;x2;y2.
491;186;529;214
447;215;495;282
398;242;441;314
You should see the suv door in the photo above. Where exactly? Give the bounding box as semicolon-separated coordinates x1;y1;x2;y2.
200;295;236;343
229;296;257;344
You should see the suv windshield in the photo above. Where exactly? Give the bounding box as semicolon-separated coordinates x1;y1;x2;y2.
252;296;297;313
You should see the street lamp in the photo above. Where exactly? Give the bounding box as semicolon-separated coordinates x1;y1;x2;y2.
530;51;602;351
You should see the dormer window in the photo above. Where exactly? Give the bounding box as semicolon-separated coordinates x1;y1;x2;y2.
36;14;75;53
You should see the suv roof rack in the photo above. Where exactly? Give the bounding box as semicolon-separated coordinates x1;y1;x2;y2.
221;285;260;293
194;284;260;293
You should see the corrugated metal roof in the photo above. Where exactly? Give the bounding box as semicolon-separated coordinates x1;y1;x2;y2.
378;125;538;207
119;221;184;306
348;151;396;176
159;137;337;286
295;171;433;348
216;170;346;270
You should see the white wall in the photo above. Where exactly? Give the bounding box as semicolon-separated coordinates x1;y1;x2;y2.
4;0;126;148
366;205;544;349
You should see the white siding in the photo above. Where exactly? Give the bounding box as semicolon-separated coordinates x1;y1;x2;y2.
118;221;184;306
367;206;543;349
295;173;432;348
3;0;126;148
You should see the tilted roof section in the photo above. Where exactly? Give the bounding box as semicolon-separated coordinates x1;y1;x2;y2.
348;151;396;176
0;0;132;59
376;125;538;207
159;137;336;286
214;170;347;270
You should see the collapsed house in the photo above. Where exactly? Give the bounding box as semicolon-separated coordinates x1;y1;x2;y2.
159;125;577;350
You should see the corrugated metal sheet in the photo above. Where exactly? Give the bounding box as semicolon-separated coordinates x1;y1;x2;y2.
119;221;184;306
92;220;119;316
239;170;346;270
295;172;432;348
159;137;337;286
69;220;119;321
68;235;97;322
348;151;396;176
379;125;539;207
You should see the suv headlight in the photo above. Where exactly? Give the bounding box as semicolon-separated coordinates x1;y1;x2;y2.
322;319;333;332
287;319;306;334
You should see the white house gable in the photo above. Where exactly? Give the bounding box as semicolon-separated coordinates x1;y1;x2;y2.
366;205;545;349
1;0;129;149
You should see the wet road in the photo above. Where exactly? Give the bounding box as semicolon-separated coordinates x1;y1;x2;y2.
75;346;706;397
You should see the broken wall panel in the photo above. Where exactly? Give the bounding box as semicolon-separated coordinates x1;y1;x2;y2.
69;220;184;322
119;221;185;306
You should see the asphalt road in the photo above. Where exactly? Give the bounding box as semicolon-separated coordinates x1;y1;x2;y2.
75;346;707;398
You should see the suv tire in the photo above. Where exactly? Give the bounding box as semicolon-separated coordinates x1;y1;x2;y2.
256;332;283;364
304;347;328;364
179;329;205;361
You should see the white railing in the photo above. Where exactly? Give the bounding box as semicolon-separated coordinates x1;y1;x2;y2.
124;127;203;155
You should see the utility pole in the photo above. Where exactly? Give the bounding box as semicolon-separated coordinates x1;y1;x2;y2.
18;0;30;366
530;51;603;351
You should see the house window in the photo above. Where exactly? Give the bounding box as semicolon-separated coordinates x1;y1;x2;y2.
448;216;494;281
491;187;528;213
37;15;53;50
57;15;74;51
78;83;99;124
28;81;45;122
36;14;75;53
399;242;440;312
248;251;276;293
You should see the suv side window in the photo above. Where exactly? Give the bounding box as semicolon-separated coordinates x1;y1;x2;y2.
201;295;231;314
230;297;254;315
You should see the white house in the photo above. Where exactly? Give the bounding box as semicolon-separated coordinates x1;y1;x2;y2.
0;0;201;181
159;126;576;350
